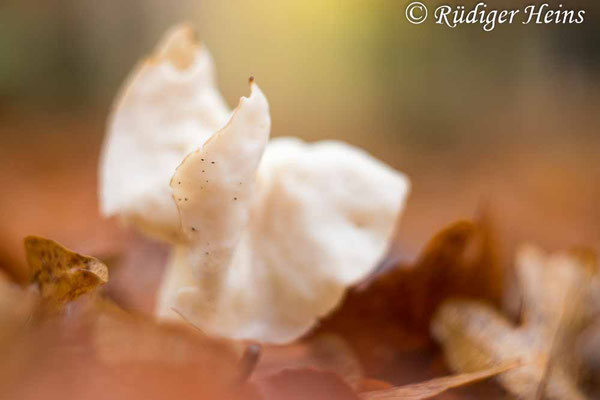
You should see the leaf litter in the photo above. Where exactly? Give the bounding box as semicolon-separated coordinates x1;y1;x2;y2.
0;218;597;399
432;245;598;399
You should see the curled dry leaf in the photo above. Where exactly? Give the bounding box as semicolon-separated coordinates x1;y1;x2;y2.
24;236;108;305
361;361;518;400
432;245;597;400
318;218;502;378
101;24;410;344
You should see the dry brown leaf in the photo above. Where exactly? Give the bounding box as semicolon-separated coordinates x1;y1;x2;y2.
92;299;237;367
361;361;518;399
396;216;502;329
256;335;364;390
250;357;515;400
1;295;245;400
91;299;245;397
318;217;502;380
578;319;600;389
252;368;361;400
24;236;108;304
432;245;597;400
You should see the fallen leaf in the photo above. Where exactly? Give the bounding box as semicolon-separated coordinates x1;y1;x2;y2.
1;296;244;400
24;236;109;305
578;319;600;388
256;334;364;389
250;360;515;400
387;216;502;330
318;217;502;380
432;245;596;400
252;368;360;400
92;299;238;368
361;361;517;399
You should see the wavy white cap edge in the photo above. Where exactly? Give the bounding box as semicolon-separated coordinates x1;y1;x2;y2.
99;24;411;344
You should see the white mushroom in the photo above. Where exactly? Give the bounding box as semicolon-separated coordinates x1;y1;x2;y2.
99;24;230;242
100;24;411;344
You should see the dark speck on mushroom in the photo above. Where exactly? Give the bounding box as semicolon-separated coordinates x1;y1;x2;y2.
191;227;197;231
211;161;215;164
233;197;237;201
184;198;188;201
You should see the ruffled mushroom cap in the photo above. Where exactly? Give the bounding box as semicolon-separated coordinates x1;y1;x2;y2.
161;135;409;343
100;24;410;344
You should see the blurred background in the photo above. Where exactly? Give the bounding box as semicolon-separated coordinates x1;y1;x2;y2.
0;0;599;280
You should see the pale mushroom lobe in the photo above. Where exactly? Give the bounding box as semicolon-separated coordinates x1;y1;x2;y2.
99;24;230;241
